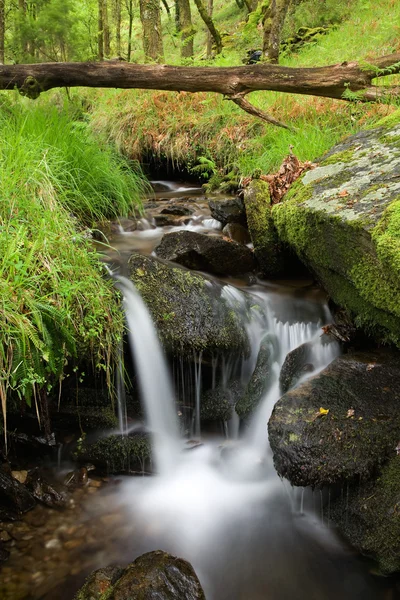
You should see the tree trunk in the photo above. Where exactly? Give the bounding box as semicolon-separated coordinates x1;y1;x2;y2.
98;0;104;60
103;0;111;58
139;0;164;62
3;54;400;129
161;0;171;16
0;0;4;64
177;0;194;59
115;0;122;56
193;0;222;55
243;0;257;11
175;0;181;32
262;0;291;64
206;0;213;59
235;0;245;8
127;0;134;61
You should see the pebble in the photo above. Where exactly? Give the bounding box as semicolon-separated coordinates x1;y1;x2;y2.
0;531;11;543
45;538;62;550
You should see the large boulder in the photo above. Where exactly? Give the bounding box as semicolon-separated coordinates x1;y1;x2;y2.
201;380;243;422
272;114;400;346
244;180;285;276
330;455;400;575
155;230;256;276
75;551;206;600
268;350;400;487
129;254;250;356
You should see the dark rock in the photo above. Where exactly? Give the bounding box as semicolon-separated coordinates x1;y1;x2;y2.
236;336;274;419
50;404;118;432
74;565;125;599
279;341;314;394
0;468;36;518
151;182;171;193
156;230;256;276
25;468;68;508
208;197;247;227
269;350;400;487
154;214;191;227
76;433;152;475
160;205;194;216
0;543;9;563
330;455;400;575
222;222;251;245
129;253;250;356
201;380;243;422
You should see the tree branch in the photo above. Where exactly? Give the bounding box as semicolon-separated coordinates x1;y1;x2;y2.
228;94;291;129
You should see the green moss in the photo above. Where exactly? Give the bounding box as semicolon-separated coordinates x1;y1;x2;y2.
76;434;151;474
320;148;356;166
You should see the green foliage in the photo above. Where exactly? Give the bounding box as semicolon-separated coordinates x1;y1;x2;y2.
0;94;147;430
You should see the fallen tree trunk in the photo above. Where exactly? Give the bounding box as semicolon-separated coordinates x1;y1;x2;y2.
1;54;399;128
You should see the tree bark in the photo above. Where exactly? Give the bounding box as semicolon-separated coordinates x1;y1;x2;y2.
126;0;134;61
103;0;111;58
206;0;213;59
98;0;104;61
262;0;291;64
139;0;164;62
193;0;222;55
177;0;194;59
115;0;121;57
0;0;4;64
243;0;257;11
1;55;400;127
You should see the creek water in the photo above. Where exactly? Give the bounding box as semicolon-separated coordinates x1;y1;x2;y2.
1;181;397;600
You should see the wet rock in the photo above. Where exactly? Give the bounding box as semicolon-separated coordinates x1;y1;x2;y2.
156;230;256;276
0;468;36;518
236;336;274;419
75;551;205;600
160;205;194;216
50;404;118;432
25;469;68;509
272;116;400;346
330;455;400;575
222;222;251;245
11;471;28;485
76;433;152;475
208;197;247;226
153;214;191;227
269;350;400;487
74;565;124;599
0;543;10;562
244;180;286;277
279;341;314;394
129;253;250;356
201;380;243;422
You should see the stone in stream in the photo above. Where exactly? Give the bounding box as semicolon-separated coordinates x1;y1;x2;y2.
268;350;400;488
222;222;251;245
74;551;206;600
0;468;36;519
236;335;275;419
208;196;247;226
25;468;68;509
129;253;250;357
160;205;194;216
155;230;256;276
272;112;400;347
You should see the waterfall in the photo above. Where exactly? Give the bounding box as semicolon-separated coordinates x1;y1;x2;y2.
114;275;181;473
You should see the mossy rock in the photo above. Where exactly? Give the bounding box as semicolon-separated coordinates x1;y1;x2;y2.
272;120;400;346
76;433;151;474
51;405;118;431
244;180;285;277
75;551;206;600
129;253;250;357
268;350;400;487
330;455;400;575
201;380;243;422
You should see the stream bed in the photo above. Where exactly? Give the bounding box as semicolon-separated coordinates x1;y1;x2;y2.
1;181;399;600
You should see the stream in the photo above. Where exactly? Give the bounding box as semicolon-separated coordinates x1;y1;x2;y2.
0;181;398;600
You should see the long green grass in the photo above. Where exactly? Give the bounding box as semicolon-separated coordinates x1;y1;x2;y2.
0;95;147;442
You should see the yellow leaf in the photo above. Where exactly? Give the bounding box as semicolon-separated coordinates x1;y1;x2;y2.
319;407;329;415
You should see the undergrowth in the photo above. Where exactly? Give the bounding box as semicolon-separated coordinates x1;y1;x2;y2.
0;95;146;443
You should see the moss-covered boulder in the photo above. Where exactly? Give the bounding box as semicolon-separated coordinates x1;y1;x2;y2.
244;180;285;276
129;253;250;356
156;230;256;276
75;551;205;600
201;380;243;422
268;350;400;487
330;456;400;574
76;433;151;474
272;116;400;346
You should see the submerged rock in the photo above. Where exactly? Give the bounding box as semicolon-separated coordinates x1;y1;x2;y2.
156;230;256;276
330;455;400;574
208;196;246;226
129;253;250;356
236;336;274;419
269;350;400;487
272;115;400;346
244;180;285;277
75;551;205;600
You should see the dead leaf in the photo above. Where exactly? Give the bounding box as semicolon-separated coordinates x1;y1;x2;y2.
319;407;329;416
366;363;376;371
347;408;355;418
338;189;349;197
